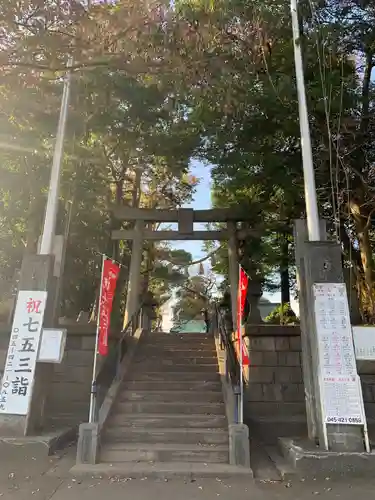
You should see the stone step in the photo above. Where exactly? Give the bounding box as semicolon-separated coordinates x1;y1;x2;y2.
72;461;253;479
100;443;229;464
104;427;228;445
127;371;221;382
123;380;223;392
140;336;214;342
132;363;218;373
138;347;216;355
140;338;214;346
135;350;217;359
107;413;228;429
139;344;215;352
115;400;226;415
134;356;218;366
120;390;224;403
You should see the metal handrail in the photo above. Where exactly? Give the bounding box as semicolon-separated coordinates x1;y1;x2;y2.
213;303;247;424
90;304;144;423
214;303;241;386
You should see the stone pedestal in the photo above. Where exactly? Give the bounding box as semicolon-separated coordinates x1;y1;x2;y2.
294;218;327;441
304;242;364;452
295;219;365;452
246;279;263;326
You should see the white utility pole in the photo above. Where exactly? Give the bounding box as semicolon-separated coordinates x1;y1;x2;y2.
290;0;321;241
39;57;73;255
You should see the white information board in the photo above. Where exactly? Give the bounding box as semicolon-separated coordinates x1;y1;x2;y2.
314;283;357;377
313;283;368;450
352;326;375;361
322;376;364;425
0;290;47;415
38;328;66;364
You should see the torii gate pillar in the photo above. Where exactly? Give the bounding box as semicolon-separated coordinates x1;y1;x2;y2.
227;221;239;332
123;220;144;329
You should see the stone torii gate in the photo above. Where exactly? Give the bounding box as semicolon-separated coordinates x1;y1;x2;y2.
111;207;254;329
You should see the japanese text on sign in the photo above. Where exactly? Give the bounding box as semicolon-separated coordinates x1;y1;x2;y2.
352;326;375;361
98;259;120;356
0;291;47;415
323;376;364;425
313;283;365;427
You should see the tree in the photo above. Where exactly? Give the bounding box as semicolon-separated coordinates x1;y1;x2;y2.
0;0;199;322
169;0;375;319
173;274;214;321
2;0;375;323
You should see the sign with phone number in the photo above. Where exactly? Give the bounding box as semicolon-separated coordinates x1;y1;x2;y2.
325;416;363;425
322;377;365;426
313;284;366;428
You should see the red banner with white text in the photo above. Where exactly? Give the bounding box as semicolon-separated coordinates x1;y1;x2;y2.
98;259;120;356
237;266;249;366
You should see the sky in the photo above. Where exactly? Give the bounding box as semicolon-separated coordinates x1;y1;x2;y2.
170;160;285;305
171;159;212;262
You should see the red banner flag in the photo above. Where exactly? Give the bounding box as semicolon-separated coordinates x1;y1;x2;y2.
237;266;249;366
98;259;120;356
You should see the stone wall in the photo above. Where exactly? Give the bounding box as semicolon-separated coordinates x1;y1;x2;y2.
0;324;118;432
44;328;96;430
244;326;306;422
244;326;375;432
358;368;375;421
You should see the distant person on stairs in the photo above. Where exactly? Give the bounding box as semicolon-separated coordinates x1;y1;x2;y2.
219;290;233;334
202;308;210;334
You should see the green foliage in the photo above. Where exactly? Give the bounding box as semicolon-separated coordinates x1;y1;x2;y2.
171;0;375;318
148;247;192;305
173;275;212;320
0;1;199;320
265;303;299;325
1;0;375;322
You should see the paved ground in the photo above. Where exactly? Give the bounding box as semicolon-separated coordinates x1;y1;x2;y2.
1;444;375;500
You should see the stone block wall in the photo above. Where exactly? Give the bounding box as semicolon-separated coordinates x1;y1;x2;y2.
244;326;375;428
44;328;96;429
244;326;306;421
358;370;375;421
0;323;119;432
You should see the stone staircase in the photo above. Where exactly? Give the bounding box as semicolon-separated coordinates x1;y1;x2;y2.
99;331;240;473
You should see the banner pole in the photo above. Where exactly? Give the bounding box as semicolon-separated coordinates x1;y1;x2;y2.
238;263;244;424
89;254;106;423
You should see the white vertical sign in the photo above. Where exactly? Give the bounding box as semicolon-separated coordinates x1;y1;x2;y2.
0;290;47;415
313;283;369;451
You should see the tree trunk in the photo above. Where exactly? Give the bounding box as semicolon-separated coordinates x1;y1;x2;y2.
108;180;124;261
346;49;375;317
280;233;290;305
350;198;374;316
121;168;143;326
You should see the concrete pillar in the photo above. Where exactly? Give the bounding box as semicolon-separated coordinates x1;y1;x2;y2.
294;219;327;442
227;221;239;332
304;242;364;452
123;220;144;329
0;254;55;436
37;234;64;325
